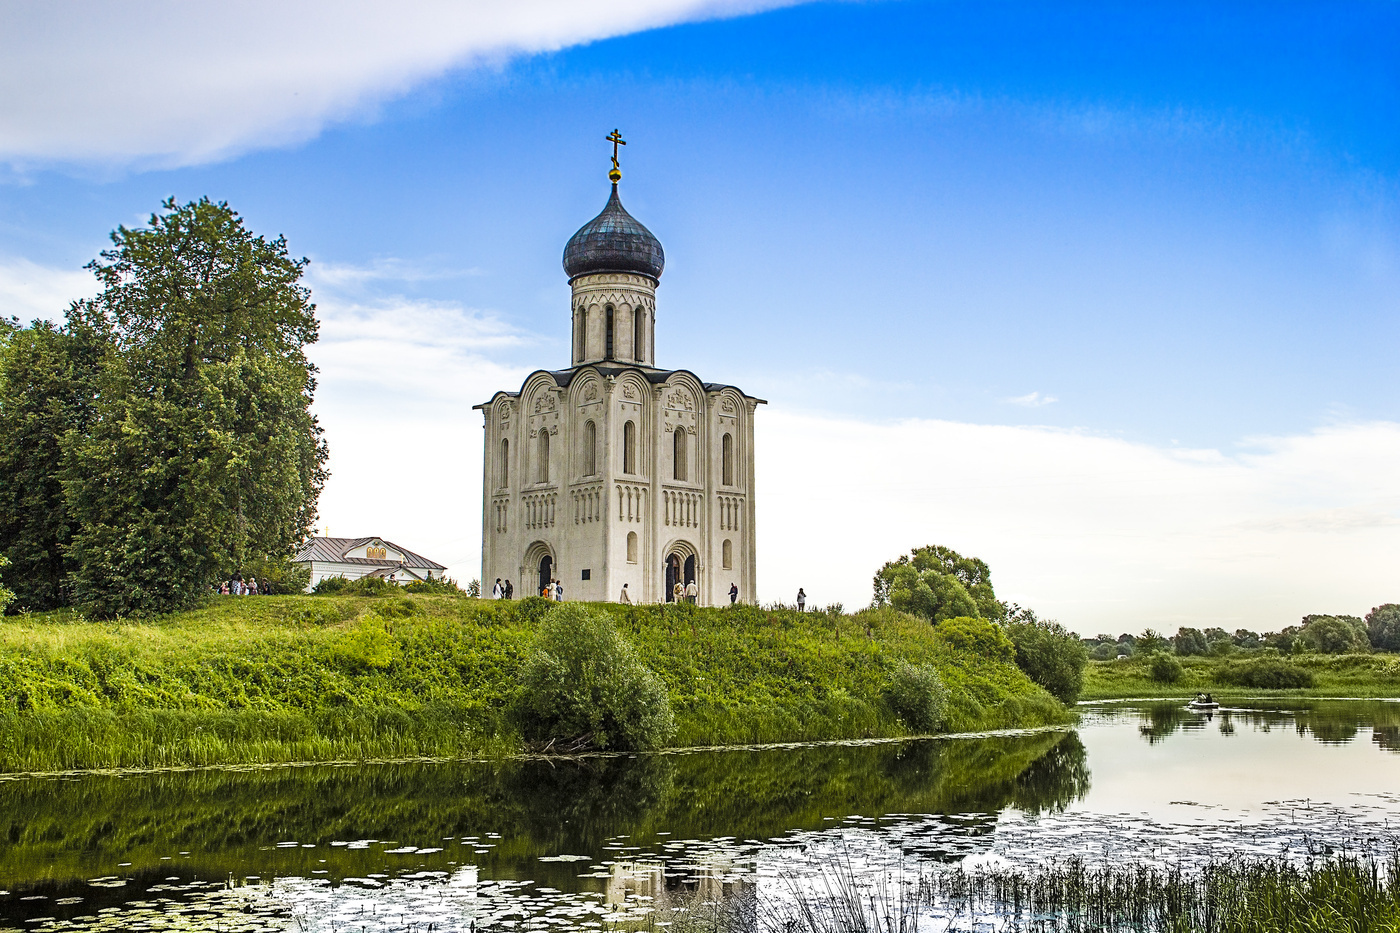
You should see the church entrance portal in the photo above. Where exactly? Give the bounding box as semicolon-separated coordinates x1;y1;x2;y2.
538;555;553;597
664;553;696;602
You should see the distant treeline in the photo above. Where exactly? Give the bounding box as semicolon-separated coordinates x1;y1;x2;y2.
1082;605;1400;659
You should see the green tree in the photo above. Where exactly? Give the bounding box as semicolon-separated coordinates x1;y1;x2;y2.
63;198;328;616
872;544;1002;622
1365;604;1400;652
1297;615;1369;654
1136;629;1168;653
1006;614;1089;704
0;555;15;614
510;603;675;751
0;318;109;610
1172;627;1209;656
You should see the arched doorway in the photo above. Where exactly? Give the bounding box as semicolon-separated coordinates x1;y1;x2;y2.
538;555;553;597
664;551;697;602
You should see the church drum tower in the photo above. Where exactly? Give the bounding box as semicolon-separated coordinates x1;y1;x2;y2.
475;134;763;605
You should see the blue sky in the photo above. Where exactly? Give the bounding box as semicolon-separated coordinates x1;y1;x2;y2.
2;1;1397;629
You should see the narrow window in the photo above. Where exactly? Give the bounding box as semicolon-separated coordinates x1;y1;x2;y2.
538;429;550;484
623;420;636;474
633;308;645;361
501;438;509;487
583;420;597;475
722;539;733;570
574;307;584;362
627;531;638;563
673;427;687;481
722;432;733;486
605;306;615;360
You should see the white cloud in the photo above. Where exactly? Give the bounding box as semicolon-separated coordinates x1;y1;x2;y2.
0;258;96;323
0;0;801;167
755;413;1400;635
1006;391;1058;407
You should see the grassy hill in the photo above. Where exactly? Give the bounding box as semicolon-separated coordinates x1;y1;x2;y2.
0;595;1070;773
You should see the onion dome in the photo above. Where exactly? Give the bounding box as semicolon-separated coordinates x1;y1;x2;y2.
562;184;665;281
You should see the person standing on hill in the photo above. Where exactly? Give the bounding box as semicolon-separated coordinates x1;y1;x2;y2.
504;579;513;599
554;579;564;601
685;579;697;605
672;580;684;603
797;588;806;611
620;583;631;604
492;578;503;599
729;582;738;605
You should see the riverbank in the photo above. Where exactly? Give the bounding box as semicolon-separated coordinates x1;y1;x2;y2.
0;595;1069;772
1082;652;1400;700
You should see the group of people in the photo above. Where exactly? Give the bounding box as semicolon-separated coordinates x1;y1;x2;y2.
488;576;754;606
218;578;261;596
490;578;515;599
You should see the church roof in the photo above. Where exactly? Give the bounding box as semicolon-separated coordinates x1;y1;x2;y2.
473;365;767;409
562;184;665;281
293;536;447;570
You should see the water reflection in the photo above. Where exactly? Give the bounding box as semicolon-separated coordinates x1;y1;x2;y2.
0;730;1086;900
1115;699;1400;750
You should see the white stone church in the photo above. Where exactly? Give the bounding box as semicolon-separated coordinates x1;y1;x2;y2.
476;145;762;605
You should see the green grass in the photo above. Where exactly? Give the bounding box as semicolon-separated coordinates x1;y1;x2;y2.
0;596;1069;772
1082;652;1400;700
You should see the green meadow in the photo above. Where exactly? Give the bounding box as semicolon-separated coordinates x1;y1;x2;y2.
0;595;1069;773
1082;652;1400;700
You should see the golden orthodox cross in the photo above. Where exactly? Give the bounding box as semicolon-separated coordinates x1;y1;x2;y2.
606;129;626;172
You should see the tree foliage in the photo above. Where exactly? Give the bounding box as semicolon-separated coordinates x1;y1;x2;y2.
933;615;1016;663
1006;613;1089;703
872;544;1003;623
1366;604;1400;653
1297;615;1369;654
510;604;675;751
0;318;107;610
54;198;327;616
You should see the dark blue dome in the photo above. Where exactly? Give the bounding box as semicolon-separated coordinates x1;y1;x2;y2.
563;184;665;281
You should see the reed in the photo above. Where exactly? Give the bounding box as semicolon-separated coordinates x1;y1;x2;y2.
746;854;1400;933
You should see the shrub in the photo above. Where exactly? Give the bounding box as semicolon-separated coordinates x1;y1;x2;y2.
934;616;1016;663
241;555;311;595
883;662;948;733
509;604;675;751
1216;658;1314;689
312;575;399;597
1149;653;1184;685
403;576;465;595
1006;619;1088;704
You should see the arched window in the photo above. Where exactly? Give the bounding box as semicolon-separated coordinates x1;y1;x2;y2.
583;420;597;475
537;429;550;484
722;538;733;570
633;307;645;361
574;307;585;362
605;305;615;360
500;438;509;487
673;427;687;481
627;531;638;563
721;432;733;486
623;420;636;474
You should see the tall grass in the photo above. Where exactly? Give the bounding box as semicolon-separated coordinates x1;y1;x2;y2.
0;596;1070;772
748;855;1400;933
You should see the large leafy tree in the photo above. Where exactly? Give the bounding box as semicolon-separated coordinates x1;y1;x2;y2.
63;198;328;616
1366;604;1400;652
872;544;1003;622
1297;614;1369;654
0;317;109;610
1004;605;1088;704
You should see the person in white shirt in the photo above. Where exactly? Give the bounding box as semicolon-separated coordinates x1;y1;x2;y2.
685;579;698;604
492;578;504;599
619;583;631;604
797;588;806;611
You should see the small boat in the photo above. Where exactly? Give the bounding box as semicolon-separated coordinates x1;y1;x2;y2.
1188;695;1220;710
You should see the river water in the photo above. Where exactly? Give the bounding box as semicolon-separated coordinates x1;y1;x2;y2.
0;699;1397;931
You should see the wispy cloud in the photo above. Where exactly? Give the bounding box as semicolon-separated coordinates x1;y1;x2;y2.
308;258;484;291
0;0;806;167
0;258;95;324
1006;391;1058;407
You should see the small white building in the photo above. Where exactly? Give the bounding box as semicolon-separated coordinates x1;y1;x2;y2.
293;536;448;590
